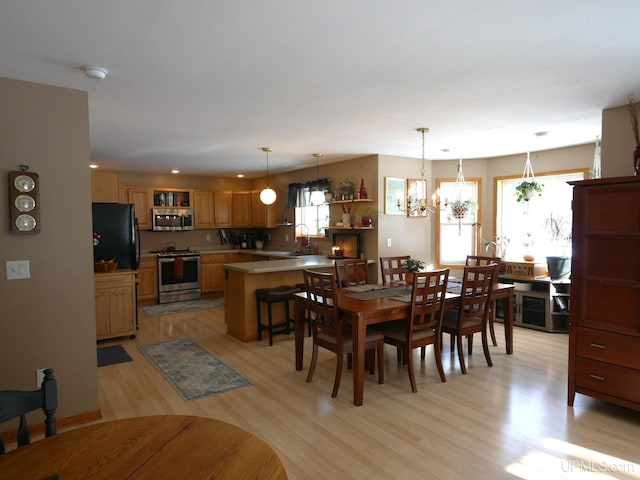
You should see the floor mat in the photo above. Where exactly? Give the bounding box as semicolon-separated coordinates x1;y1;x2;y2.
97;344;133;367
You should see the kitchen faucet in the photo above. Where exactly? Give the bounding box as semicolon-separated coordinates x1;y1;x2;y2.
294;224;311;254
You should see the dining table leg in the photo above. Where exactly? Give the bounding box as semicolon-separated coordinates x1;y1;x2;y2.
352;313;366;407
294;296;305;371
503;292;514;354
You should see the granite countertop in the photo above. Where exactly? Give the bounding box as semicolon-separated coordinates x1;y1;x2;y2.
222;256;336;273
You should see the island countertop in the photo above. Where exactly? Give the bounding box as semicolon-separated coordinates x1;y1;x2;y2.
222;256;335;273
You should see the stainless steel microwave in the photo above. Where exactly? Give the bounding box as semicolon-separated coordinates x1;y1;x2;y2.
151;208;194;231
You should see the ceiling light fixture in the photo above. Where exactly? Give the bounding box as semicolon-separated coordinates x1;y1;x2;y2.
259;147;277;205
82;65;108;80
310;153;325;206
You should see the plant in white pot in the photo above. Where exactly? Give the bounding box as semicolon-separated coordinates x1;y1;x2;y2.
544;213;572;279
515;180;543;202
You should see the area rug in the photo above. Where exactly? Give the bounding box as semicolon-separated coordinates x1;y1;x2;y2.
137;338;252;401
97;345;133;367
139;298;224;317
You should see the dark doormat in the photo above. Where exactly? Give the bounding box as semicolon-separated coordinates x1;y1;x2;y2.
97;345;133;367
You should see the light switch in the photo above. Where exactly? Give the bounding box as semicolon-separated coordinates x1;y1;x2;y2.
6;260;30;280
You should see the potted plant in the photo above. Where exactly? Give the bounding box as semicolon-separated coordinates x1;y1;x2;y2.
359;207;376;228
515;180;543;202
450;199;471;219
401;259;425;284
544;213;572;279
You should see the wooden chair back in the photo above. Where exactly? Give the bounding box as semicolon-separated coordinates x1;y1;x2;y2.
303;270;341;339
465;255;501;284
458;263;499;330
380;256;410;284
408;269;450;338
334;258;368;288
0;368;57;454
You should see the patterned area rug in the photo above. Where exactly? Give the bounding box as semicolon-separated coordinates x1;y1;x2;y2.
137;338;252;401
139;298;224;317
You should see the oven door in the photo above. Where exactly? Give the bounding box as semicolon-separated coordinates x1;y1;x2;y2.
157;255;201;303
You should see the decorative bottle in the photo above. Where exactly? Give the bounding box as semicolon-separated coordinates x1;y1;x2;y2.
359;178;367;199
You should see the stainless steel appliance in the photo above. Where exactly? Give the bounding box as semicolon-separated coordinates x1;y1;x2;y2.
151;208;194;231
155;250;201;304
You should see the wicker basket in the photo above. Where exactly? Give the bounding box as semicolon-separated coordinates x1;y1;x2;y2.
94;261;118;273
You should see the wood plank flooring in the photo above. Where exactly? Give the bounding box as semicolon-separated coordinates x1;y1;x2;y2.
96;306;640;479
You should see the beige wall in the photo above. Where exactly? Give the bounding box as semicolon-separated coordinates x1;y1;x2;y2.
0;78;98;419
602;102;640;177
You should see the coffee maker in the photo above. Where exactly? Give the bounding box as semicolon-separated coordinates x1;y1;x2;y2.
239;233;255;249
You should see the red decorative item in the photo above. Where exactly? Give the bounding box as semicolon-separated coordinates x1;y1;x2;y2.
359;178;367;199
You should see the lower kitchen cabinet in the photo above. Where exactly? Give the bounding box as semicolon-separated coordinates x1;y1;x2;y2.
201;254;226;294
95;271;136;340
137;257;158;304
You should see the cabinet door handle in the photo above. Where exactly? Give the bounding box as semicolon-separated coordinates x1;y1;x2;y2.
590;343;606;349
589;374;606;381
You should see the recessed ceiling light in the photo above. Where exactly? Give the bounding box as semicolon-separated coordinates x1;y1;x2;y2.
534;131;549;137
89;164;98;169
236;174;245;178
170;169;180;174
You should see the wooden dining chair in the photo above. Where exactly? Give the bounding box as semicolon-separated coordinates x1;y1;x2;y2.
334;258;369;288
379;256;410;285
378;269;450;392
465;255;502;347
303;269;384;398
441;263;498;374
0;368;58;454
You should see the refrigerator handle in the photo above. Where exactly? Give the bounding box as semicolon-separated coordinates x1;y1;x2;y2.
135;217;141;269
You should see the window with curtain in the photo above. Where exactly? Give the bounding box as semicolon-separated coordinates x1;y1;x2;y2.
288;180;331;239
494;170;585;262
436;178;480;266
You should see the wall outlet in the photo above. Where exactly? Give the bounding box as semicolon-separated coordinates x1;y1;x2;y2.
36;368;47;388
387;238;392;247
205;234;211;242
285;234;289;242
6;260;30;280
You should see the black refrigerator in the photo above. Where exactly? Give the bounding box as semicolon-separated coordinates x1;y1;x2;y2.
92;203;139;270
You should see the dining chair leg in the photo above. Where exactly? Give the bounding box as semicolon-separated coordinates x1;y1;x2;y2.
306;343;319;383
407;348;417;393
420;345;426;359
468;334;473;355
377;342;384;384
489;302;498;346
456;334;468;375
482;328;493;367
434;341;447;382
450;333;455;353
332;351;344;398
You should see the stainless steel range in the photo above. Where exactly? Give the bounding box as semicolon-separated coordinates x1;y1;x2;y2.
153;249;201;304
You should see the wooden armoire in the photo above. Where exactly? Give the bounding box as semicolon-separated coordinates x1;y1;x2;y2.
568;176;640;410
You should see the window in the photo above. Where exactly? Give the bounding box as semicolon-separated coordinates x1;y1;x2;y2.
288;180;331;240
495;170;585;262
436;178;480;266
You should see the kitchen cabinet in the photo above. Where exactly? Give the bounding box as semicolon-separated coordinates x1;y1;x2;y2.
568;176;640;411
127;188;152;229
136;257;158;304
152;189;191;207
91;170;120;202
251;190;280;228
214;191;233;227
233;191;252;227
201;254;226;294
95;271;136;340
193;190;215;228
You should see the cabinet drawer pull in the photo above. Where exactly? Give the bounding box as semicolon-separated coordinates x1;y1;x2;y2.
590;343;606;349
589;374;605;381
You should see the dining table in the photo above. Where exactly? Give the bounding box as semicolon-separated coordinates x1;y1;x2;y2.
0;415;288;479
293;281;515;406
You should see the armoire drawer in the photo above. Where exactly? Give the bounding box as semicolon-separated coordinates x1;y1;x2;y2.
576;327;640;370
575;357;640;404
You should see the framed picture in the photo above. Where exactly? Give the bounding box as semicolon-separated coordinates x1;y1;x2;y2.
406;178;428;217
384;177;406;215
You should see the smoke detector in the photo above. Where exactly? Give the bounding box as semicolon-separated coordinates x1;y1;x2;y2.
82;65;108;80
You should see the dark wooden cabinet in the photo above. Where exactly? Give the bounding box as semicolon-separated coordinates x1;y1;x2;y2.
568;176;640;410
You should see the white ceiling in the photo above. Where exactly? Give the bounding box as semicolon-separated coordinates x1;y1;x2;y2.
2;1;639;177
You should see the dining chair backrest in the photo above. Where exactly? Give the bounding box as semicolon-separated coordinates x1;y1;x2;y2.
0;368;58;454
458;263;499;324
380;256;410;285
465;255;501;286
408;269;450;337
303;269;341;337
334;258;368;288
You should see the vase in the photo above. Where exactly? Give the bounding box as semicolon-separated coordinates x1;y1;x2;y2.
342;213;351;227
634;146;640;176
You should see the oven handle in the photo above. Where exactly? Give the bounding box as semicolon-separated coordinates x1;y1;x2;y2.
158;255;200;264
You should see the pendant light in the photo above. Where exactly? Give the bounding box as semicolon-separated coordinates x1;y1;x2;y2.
309;153;325;206
259;147;277;205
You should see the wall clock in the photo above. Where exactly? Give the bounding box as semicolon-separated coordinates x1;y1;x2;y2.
8;168;40;234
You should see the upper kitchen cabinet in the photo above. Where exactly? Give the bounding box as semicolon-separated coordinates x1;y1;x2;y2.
193;190;214;228
91;170;120;203
251;190;280;228
214;191;233;227
127;188;152;229
233;191;252;227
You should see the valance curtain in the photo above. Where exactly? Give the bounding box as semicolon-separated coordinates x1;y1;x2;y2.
288;178;331;208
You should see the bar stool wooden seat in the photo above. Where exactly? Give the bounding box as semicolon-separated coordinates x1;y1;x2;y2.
256;285;301;346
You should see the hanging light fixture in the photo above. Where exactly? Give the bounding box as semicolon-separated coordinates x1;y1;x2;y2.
591;136;601;179
309;153;326;205
259;147;277;205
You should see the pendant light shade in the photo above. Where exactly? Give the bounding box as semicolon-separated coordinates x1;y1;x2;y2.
260;147;277;205
309;153;325;205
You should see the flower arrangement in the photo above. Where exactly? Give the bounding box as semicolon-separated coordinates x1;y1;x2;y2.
93;232;101;246
401;259;425;273
515;180;543;202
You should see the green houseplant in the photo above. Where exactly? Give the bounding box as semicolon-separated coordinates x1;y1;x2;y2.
401;258;425;284
515;180;543;202
450;199;471;219
359;206;376;228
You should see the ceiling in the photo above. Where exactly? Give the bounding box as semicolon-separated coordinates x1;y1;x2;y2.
2;1;639;178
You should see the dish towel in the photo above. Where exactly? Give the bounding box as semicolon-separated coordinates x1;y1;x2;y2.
174;257;184;280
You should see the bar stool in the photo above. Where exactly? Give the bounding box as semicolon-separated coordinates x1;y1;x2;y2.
256;285;301;346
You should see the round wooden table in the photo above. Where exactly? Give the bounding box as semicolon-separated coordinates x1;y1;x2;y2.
0;415;287;479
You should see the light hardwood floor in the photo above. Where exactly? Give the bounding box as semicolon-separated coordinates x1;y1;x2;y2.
96;306;640;479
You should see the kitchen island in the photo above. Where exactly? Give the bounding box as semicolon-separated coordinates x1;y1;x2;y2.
223;256;336;342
